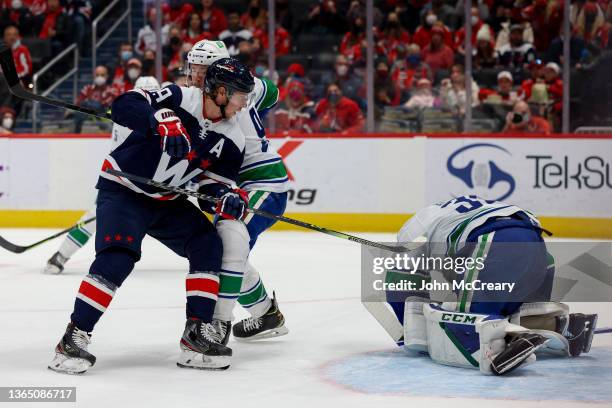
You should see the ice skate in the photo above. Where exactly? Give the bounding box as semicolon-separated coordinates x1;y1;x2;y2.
48;322;96;375
177;318;232;370
44;251;68;275
563;313;598;356
233;293;288;341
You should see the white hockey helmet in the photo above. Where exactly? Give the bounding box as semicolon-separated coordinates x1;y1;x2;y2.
134;76;161;91
186;40;230;70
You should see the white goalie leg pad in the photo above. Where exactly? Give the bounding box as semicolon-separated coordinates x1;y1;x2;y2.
423;304;530;373
213;220;250;322
403;300;428;352
513;302;570;355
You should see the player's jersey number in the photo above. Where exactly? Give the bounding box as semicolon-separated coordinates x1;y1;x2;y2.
441;195;496;213
249;107;268;152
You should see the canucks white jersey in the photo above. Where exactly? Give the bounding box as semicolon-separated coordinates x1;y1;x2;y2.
235;77;289;192
398;195;541;255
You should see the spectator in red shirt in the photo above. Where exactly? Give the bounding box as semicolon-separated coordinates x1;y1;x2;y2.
315;83;365;133
412;10;454;50
253;23;291;57
74;65;119;133
241;0;266;31
38;0;72;54
0;0;34;35
377;12;410;60
200;0;226;38
115;58;141;93
455;7;495;56
0;106;16;134
421;25;455;75
340;15;366;55
596;3;612;49
4;25;31;81
503;100;551;133
275;81;316;134
183;12;211;45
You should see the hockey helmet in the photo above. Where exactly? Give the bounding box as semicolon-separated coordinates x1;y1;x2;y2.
204;58;255;96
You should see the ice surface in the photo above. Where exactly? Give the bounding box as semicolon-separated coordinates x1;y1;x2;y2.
0;229;610;408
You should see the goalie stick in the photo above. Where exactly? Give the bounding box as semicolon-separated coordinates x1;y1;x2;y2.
0;217;96;253
0;45;110;119
104;168;405;253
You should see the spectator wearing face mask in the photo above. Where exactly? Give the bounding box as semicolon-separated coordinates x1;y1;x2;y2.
404;78;440;109
497;24;536;69
413;11;454;50
503;100;551;133
112;43;134;84
219;9;252;56
329;54;363;107
369;59;400;109
73;65;118;133
420;0;457;28
114;58;142;93
281;63;313;101
315;83;365;134
275;81;316;134
200;0;227;38
454;7;494;55
421;25;455;75
0;106;16;134
0;0;34;36
392;43;433;100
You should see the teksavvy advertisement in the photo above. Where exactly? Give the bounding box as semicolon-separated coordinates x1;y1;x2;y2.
425;138;612;218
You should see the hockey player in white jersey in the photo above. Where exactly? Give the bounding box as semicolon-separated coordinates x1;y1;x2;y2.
186;39;289;342
369;195;597;375
43;76;162;275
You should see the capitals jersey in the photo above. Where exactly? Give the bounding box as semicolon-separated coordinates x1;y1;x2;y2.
398;195;541;256
235;77;290;192
99;85;245;199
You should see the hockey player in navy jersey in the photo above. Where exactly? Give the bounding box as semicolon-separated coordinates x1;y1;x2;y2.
49;59;255;374
368;195;597;375
185;40;288;343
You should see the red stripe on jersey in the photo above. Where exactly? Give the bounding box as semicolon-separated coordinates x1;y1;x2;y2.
79;281;114;308
186;278;219;294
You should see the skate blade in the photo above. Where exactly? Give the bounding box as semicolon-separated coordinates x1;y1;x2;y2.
176;349;230;370
235;325;289;342
48;353;91;375
583;314;598;354
43;264;63;275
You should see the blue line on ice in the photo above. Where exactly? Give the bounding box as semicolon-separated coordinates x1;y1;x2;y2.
322;347;612;401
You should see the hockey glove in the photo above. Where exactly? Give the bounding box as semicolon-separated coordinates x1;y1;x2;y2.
154;108;191;158
216;188;249;220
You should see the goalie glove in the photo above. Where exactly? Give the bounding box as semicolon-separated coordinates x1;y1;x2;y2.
153;108;191;158
216;188;249;220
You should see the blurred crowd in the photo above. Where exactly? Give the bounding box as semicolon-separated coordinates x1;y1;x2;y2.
1;0;612;134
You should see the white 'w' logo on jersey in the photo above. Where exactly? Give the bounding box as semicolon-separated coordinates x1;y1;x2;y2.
153;153;203;186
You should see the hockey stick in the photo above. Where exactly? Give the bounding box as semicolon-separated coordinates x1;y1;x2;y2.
104;168;403;252
0;45;110;120
595;327;612;335
0;217;96;254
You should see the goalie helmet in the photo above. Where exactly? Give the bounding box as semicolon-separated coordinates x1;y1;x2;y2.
185;40;230;74
204;58;254;96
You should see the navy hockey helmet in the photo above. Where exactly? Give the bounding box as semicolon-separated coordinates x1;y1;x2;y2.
203;57;255;97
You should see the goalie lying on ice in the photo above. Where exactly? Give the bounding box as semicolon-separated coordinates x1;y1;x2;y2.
365;195;597;376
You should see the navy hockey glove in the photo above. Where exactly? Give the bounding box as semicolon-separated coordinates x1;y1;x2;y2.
216;188;249;220
153;108;191;158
